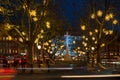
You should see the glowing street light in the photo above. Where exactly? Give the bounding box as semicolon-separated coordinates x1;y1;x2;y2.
73;40;76;44
100;43;105;47
81;25;86;30
91;13;95;19
19;37;23;42
109;13;114;19
46;21;51;29
91;47;95;50
112;19;118;25
48;40;52;43
82;35;85;39
97;10;103;17
95;29;98;33
89;31;93;36
82;41;85;44
33;17;38;22
95;41;97;44
22;32;26;36
109;30;113;35
8;36;12;41
105;14;110;21
0;7;4;12
77;47;80;49
37;45;41;49
29;10;37;16
41;29;44;33
85;37;88;41
84;43;87;47
92;37;95;41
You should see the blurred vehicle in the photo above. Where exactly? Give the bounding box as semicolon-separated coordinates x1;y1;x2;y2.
0;68;16;75
0;63;16;80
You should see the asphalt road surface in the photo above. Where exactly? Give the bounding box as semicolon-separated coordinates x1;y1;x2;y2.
12;74;120;80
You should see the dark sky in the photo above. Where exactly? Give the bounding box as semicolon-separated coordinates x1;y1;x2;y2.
59;0;120;34
56;0;90;32
0;0;120;34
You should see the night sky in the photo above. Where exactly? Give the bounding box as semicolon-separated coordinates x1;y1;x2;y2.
0;0;120;34
59;0;120;34
59;0;90;27
0;0;90;30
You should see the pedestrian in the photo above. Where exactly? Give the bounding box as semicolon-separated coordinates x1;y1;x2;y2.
13;59;19;69
21;58;26;72
46;58;50;72
3;59;8;68
37;59;41;68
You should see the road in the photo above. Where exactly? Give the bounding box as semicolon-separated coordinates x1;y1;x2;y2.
1;64;120;80
11;73;120;80
2;68;119;80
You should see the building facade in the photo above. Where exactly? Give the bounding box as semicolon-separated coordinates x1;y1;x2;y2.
101;37;120;62
0;35;23;59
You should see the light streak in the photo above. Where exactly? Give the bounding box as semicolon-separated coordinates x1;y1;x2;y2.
61;74;120;78
17;67;73;70
0;75;15;78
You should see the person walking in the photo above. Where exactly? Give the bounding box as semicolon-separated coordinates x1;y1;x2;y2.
3;58;8;68
46;58;50;73
13;59;19;69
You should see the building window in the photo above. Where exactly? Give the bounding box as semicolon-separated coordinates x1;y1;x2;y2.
6;37;9;40
15;50;18;53
110;53;113;55
9;49;11;54
2;37;5;41
115;53;117;55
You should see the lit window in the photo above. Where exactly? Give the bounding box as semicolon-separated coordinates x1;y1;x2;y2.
9;49;11;54
2;37;5;40
110;53;113;55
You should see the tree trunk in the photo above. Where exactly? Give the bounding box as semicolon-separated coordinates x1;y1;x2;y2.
96;46;107;70
27;42;34;73
96;47;101;64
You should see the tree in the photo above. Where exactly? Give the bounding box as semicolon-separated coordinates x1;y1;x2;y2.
0;0;69;72
78;0;120;69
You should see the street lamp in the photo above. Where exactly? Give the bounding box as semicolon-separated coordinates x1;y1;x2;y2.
37;45;41;50
91;47;95;51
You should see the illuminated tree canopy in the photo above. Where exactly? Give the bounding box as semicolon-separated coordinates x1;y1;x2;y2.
0;0;70;71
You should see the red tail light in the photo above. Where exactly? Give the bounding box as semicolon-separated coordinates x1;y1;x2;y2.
0;69;16;74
